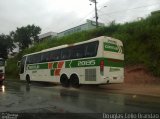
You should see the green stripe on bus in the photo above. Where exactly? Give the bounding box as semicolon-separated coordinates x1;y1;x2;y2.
50;69;55;76
65;61;71;68
65;58;123;68
104;58;124;67
39;63;48;69
27;58;124;70
53;62;58;68
65;58;98;68
27;63;48;70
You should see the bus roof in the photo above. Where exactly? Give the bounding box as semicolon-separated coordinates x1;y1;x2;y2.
23;36;123;57
42;44;68;52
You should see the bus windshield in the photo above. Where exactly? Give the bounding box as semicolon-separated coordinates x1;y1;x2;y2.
0;60;5;66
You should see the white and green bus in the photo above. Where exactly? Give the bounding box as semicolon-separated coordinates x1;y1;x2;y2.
0;58;5;84
19;36;124;87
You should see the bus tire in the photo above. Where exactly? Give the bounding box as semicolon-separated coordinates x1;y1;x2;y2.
70;74;79;88
60;74;69;87
26;75;31;84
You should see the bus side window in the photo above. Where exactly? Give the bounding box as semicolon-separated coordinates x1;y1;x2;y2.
31;55;35;63
85;41;98;57
41;52;49;62
36;53;41;63
41;53;45;62
70;47;78;59
26;55;34;64
31;55;35;64
61;48;70;60
55;50;60;61
76;45;85;58
26;56;31;64
50;50;60;61
70;45;85;59
29;54;41;64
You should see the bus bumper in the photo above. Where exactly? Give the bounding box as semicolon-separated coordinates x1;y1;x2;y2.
101;76;124;84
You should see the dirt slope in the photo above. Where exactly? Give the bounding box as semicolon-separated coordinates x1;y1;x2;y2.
99;65;160;97
125;65;160;84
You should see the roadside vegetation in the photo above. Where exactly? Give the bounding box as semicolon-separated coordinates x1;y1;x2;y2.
6;11;160;78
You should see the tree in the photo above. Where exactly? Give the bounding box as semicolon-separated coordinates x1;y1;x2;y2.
13;25;41;50
0;34;15;59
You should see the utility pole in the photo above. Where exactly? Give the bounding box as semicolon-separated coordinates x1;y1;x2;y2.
90;0;98;28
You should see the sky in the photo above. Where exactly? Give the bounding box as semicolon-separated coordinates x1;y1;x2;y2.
0;0;160;35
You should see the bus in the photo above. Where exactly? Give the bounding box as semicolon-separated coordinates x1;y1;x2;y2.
0;58;5;84
19;36;124;87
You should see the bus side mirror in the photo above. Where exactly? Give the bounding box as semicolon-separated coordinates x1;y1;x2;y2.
17;61;20;67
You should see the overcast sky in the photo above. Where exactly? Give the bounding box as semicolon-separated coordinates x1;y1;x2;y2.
0;0;160;35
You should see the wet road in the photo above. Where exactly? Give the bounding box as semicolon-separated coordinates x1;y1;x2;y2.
0;80;160;117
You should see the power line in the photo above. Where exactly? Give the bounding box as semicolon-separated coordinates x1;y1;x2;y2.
99;7;160;24
72;10;95;26
57;2;160;32
58;0;109;31
57;10;95;32
99;3;160;16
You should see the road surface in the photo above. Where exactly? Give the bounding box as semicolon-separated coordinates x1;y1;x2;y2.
0;80;159;119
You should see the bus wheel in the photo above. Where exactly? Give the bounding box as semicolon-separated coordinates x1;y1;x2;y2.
70;74;79;88
26;75;31;84
60;74;69;87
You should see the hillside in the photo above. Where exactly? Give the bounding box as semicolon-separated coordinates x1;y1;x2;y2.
6;11;160;79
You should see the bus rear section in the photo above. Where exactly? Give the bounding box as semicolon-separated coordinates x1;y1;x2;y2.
99;37;124;84
0;58;5;83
